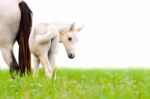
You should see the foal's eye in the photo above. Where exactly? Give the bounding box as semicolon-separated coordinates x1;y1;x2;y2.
68;37;72;41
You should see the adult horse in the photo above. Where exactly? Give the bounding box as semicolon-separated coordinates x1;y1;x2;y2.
0;0;32;75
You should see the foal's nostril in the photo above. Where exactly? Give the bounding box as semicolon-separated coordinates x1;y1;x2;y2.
68;53;75;59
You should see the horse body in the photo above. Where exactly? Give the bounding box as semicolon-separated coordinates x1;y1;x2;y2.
0;0;32;75
29;22;82;78
0;0;20;46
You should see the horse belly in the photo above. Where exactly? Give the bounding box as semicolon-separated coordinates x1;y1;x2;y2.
0;35;14;48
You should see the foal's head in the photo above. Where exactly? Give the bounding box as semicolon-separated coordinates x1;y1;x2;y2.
59;23;82;59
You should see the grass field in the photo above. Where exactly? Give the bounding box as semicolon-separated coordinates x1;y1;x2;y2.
0;68;150;99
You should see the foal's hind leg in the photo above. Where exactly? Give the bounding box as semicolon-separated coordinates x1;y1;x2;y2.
1;47;19;73
48;36;59;79
33;56;40;77
39;53;53;78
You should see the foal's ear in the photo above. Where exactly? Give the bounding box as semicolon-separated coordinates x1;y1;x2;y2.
77;25;84;32
77;27;82;32
69;22;75;31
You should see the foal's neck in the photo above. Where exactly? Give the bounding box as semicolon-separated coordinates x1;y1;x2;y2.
52;22;69;43
58;29;66;43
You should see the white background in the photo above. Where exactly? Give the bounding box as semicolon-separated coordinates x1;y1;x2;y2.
0;0;150;69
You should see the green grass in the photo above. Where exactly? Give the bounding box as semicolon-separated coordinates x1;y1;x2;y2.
0;68;150;99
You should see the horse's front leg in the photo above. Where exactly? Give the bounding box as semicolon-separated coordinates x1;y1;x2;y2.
1;47;19;74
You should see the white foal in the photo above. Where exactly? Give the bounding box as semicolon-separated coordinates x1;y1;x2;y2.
29;22;82;78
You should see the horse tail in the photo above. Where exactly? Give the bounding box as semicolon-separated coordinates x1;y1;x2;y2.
17;1;32;75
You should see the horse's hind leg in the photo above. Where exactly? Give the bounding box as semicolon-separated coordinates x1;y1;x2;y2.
1;47;19;73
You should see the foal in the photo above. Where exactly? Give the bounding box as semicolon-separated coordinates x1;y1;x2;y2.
29;22;82;78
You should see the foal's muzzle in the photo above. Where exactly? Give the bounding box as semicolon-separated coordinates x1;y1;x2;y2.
68;53;75;59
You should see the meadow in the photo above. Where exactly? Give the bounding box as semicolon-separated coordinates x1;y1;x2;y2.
0;68;150;99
